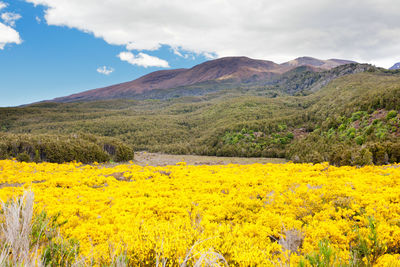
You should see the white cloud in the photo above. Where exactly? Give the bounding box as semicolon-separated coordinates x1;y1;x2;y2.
35;16;41;23
0;2;7;11
97;66;114;75
25;0;400;68
1;12;22;27
172;47;184;58
126;41;160;51
203;52;217;60
0;22;22;49
171;47;195;60
118;52;169;68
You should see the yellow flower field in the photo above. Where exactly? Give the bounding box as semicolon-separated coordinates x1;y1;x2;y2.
0;159;400;266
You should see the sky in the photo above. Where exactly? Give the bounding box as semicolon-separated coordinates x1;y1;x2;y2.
0;0;399;107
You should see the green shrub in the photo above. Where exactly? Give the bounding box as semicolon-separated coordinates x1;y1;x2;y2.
386;110;398;120
326;128;335;139
350;217;386;266
353;148;373;166
0;133;134;163
42;238;80;267
299;240;337;267
369;143;389;165
355;135;365;145
375;127;387;139
338;123;346;132
278;124;287;131
33;150;41;163
351;111;367;122
115;143;135;162
346;127;356;139
16;152;31;162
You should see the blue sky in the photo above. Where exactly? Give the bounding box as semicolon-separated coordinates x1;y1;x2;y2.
0;0;209;107
1;0;399;107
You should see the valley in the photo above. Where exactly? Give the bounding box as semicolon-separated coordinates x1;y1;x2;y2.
1;58;399;166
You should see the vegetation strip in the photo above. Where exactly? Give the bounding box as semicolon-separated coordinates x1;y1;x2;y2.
0;160;399;265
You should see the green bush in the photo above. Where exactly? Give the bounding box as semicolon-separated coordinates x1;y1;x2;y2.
375;127;387;139
350;217;386;266
355;135;365;145
346;127;356;139
16;152;31;162
353;148;373;166
386;110;398;120
299;240;337;267
0;133;134;163
42;238;80;267
351;111;367;122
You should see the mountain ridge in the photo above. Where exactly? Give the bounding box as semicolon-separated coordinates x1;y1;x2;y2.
281;56;355;70
390;62;400;70
52;56;355;103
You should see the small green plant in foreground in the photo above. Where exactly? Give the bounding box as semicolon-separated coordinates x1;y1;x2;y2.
299;239;337;267
299;217;387;267
349;217;386;267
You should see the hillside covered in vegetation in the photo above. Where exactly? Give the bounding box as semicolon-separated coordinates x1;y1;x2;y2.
1;64;399;165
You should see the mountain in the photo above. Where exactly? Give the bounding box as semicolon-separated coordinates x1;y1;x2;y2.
52;56;355;102
53;57;283;102
266;63;371;95
389;62;400;70
280;56;355;70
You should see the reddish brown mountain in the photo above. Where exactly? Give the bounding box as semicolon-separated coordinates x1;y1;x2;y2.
52;56;355;102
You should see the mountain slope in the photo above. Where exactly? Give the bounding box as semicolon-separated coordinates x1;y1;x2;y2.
280;56;355;70
52;56;354;103
390;62;400;70
53;57;283;102
264;63;371;95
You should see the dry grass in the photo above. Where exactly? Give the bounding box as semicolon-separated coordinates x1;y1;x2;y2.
0;191;42;266
277;228;304;267
180;240;228;267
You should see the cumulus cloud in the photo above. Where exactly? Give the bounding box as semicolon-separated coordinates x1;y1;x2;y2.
25;0;400;68
118;52;169;68
0;2;6;11
0;22;22;49
0;2;22;49
97;66;114;75
1;12;22;27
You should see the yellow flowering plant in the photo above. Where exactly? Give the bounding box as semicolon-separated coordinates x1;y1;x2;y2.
0;160;399;266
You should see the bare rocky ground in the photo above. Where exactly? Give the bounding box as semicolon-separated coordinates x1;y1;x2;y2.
131;152;287;166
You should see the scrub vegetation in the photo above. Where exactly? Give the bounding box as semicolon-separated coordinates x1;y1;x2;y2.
0;65;399;165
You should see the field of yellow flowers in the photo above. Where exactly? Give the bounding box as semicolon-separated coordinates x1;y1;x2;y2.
0;159;400;266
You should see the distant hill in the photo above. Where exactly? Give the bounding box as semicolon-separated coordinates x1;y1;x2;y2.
280;56;355;70
390;62;400;70
52;56;355;102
